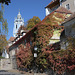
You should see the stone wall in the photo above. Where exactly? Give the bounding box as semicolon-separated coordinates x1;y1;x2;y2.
0;58;17;70
11;56;17;69
0;58;12;70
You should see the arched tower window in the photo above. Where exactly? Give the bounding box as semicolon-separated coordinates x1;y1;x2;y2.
16;25;17;29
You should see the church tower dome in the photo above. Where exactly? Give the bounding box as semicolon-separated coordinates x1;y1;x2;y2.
17;11;21;19
13;10;24;37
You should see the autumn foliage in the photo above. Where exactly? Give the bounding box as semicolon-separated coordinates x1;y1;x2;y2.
16;12;75;74
34;12;66;51
32;12;74;74
41;37;75;74
16;44;33;69
26;16;41;30
36;39;75;74
0;35;7;55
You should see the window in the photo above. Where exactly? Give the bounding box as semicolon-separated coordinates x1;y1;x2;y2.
16;20;18;22
66;4;70;10
61;0;66;2
16;25;17;29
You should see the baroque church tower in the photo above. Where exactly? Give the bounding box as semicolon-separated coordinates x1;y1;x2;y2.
13;11;24;37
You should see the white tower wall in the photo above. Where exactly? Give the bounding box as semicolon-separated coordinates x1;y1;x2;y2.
13;11;24;37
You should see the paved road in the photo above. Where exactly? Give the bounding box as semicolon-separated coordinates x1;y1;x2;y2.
0;70;47;75
0;70;25;75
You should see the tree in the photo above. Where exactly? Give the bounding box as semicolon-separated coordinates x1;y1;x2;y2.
26;16;41;30
31;12;71;74
0;0;11;5
0;4;8;34
0;35;7;55
0;4;8;55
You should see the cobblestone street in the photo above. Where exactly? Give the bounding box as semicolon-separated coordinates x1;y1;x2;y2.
0;70;47;75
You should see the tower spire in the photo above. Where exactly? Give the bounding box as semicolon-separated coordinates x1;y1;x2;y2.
19;9;20;14
17;9;21;19
13;10;24;37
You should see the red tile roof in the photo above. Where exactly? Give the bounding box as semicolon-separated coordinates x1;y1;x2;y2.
45;1;54;8
55;6;72;14
8;37;15;42
45;0;60;8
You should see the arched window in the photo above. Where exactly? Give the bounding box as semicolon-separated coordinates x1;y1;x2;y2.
16;25;17;29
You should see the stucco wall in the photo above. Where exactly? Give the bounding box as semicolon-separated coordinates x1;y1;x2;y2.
9;48;17;58
64;18;75;37
60;17;75;50
49;30;61;44
61;0;75;13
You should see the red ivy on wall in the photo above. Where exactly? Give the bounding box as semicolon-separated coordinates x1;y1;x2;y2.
16;44;33;69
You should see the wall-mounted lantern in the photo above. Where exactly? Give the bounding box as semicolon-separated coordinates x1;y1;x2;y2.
34;46;38;58
34;46;38;51
34;53;37;58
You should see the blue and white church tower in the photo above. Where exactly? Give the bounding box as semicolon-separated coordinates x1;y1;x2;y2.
13;11;24;37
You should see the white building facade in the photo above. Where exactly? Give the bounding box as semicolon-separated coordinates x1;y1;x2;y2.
45;0;75;16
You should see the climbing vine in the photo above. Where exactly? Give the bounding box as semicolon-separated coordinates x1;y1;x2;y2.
16;11;74;74
32;12;72;74
16;44;33;69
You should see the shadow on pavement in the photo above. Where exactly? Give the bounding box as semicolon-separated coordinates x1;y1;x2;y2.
0;70;7;72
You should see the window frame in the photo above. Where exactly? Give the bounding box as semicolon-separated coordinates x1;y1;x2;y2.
66;4;70;10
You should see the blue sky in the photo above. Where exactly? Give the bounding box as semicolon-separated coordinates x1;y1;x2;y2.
4;0;51;40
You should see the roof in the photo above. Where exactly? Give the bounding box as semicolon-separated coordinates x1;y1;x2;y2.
45;0;60;8
23;30;29;33
64;12;75;23
9;11;63;48
40;7;72;24
6;46;9;54
10;7;71;48
45;1;54;8
17;25;28;35
55;6;72;14
17;11;22;19
8;37;15;42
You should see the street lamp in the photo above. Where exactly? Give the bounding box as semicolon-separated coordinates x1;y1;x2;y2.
33;46;38;74
34;46;38;51
34;46;38;58
34;53;37;58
